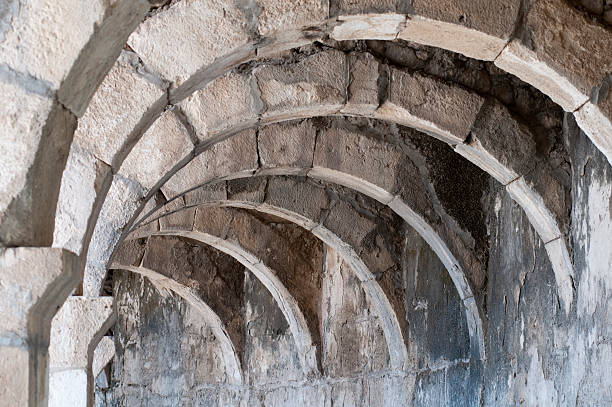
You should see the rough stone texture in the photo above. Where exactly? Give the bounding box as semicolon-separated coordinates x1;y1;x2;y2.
0;82;53;216
574;76;612;165
331;14;406;41
256;0;329;36
73;52;164;166
258;120;317;173
163;129;258;198
53;143;110;254
342;52;381;115
495;0;612;112
119;110;194;190
128;0;252;84
255;50;346;121
377;68;484;144
92;336;115;378
0;0;108;89
180;72;259;141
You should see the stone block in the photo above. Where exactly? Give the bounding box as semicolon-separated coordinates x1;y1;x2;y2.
0;82;53;216
162;130;258;198
48;368;87;407
321;200;376;250
258;120;317;172
495;0;611;111
180;72;260;141
193;206;234;238
341;52;381;115
74;53;164;165
331;14;405;41
92;336;115;378
54;144;110;254
263;177;329;229
0;346;29;406
226;177;267;204
255;50;346;121
377;69;484;144
256;0;329;37
0;0;108;89
312;126;400;203
184;180;228;207
455;99;536;185
120;111;194;190
128;0;252;84
400;0;519;60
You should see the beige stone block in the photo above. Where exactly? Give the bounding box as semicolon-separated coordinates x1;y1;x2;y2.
49;297;114;369
0;83;53;215
74;53;164;165
341;52;381;116
0;346;29;406
92;336;115;378
376;69;484;144
128;0;252;84
54;144;110;255
181;73;259;141
0;0;108;88
312;127;399;203
331;14;405;41
258;120;317;171
256;50;346;121
120;111;194;190
455;100;536;185
495;0;611;111
256;0;329;36
162;130;258;198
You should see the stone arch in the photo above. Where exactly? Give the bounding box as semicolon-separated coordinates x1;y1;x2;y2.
108;264;244;385
128;175;480;363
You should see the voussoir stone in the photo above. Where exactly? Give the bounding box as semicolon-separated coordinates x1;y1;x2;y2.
376;68;484;144
0;82;53;215
341;52;381;116
181;72;260;141
0;0;109;89
128;0;252;84
162;130;258;198
400;0;519;61
120;111;194;190
455;99;536;185
258;120;317;173
74;53;164;165
255;50;347;121
495;0;612;112
331;13;406;41
256;0;329;37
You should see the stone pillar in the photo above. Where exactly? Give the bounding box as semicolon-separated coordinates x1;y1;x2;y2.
48;297;114;407
0;247;79;407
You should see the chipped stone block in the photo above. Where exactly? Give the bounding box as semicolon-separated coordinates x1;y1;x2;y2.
180;73;260;141
120;111;194;190
341;52;381;115
84;175;145;296
54;144;110;254
255;50;346;121
455;100;536;185
74;53;164;165
128;0;252;84
495;0;611;112
312;126;400;203
258;120;317;172
377;69;484;144
0;0;108;89
0;82;53;215
256;0;329;37
162;130;258;198
331;14;405;41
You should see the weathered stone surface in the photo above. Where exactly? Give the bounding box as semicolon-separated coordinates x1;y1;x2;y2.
180;72;259;141
495;0;611;112
377;69;484;144
263;177;329;229
0;0;108;89
0;82;53;216
92;336;114;378
256;0;329;36
258;120;317;173
574;81;612;165
342;52;381;115
331;13;405;41
0;346;29;406
54;144;110;254
163;129;258;198
255;50;346;121
73;52;164;165
128;0;252;84
120;111;193;190
456;99;536;185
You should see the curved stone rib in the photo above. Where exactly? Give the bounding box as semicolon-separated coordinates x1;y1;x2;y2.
142;229;319;376
107;264;243;385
